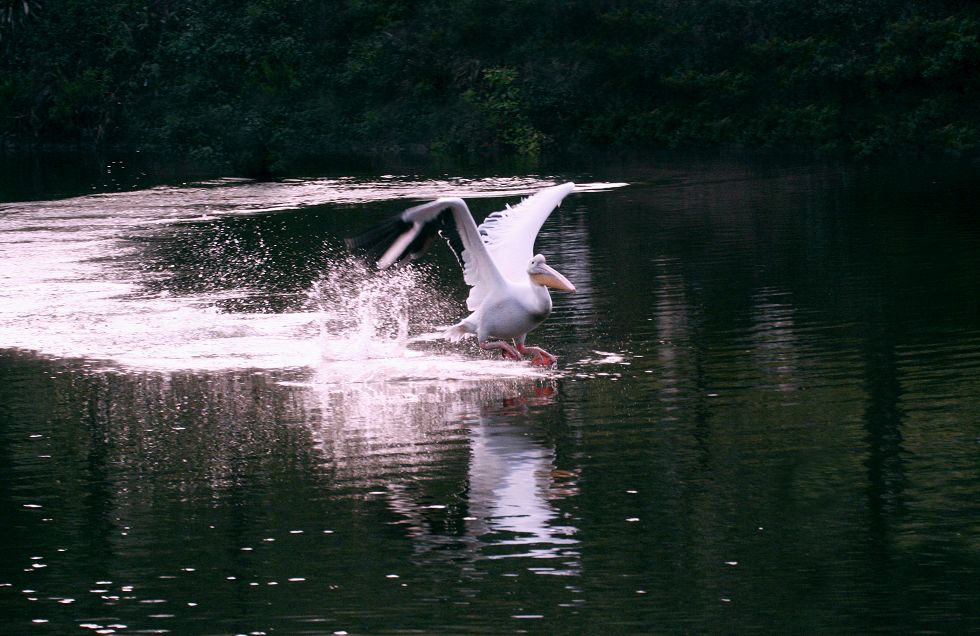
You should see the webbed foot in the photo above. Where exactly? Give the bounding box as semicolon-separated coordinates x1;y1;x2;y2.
517;344;557;367
480;340;522;361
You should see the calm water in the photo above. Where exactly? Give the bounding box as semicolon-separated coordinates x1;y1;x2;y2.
1;154;979;634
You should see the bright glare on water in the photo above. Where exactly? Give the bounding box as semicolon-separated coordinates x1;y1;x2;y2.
1;156;979;634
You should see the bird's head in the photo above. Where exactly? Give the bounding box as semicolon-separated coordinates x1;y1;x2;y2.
527;254;575;292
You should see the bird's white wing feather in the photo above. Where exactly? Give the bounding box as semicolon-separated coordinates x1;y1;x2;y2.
398;198;508;312
474;183;575;287
398;184;574;313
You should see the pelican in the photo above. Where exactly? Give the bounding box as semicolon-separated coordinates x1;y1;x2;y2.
346;183;577;366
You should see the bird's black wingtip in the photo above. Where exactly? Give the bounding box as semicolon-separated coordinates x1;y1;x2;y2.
346;202;459;269
345;215;411;257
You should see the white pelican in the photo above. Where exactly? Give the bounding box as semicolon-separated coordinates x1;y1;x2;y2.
346;183;577;366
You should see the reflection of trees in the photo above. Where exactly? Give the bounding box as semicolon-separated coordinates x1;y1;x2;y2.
859;320;911;626
568;160;941;629
531;199;596;348
862;326;907;541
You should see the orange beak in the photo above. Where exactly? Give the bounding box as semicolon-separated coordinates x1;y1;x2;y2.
530;262;575;292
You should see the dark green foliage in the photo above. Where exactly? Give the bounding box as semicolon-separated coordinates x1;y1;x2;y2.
3;0;979;171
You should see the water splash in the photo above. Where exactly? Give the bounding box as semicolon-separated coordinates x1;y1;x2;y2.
306;255;545;384
312;256;440;359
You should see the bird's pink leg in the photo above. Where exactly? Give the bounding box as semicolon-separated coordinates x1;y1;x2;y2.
480;340;523;361
516;344;557;367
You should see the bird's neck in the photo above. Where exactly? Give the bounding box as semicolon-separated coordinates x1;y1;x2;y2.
528;280;553;313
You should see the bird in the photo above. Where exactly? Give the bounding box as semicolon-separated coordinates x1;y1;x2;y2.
346;183;577;366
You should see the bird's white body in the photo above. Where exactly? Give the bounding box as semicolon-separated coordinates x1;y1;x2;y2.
449;276;552;344
348;182;577;365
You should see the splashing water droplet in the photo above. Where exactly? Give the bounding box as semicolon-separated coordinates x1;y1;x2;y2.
310;255;457;363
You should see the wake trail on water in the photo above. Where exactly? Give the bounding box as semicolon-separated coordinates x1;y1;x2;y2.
0;175;581;378
0;243;543;379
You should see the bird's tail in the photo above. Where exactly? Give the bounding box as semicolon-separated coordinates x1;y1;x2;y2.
444;322;473;342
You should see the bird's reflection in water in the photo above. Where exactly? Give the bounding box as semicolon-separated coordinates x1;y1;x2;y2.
466;385;580;568
307;375;579;574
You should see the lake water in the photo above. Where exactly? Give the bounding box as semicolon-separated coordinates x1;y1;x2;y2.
1;153;979;634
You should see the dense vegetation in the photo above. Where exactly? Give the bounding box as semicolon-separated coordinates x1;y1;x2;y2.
3;0;979;172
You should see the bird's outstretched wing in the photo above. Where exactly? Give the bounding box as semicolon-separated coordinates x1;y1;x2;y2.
344;201;454;268
346;183;575;311
475;183;576;284
346;198;506;310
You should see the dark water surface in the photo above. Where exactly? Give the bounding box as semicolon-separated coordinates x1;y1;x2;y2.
1;154;979;634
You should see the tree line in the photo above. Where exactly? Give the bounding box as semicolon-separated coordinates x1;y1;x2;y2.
3;0;979;173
